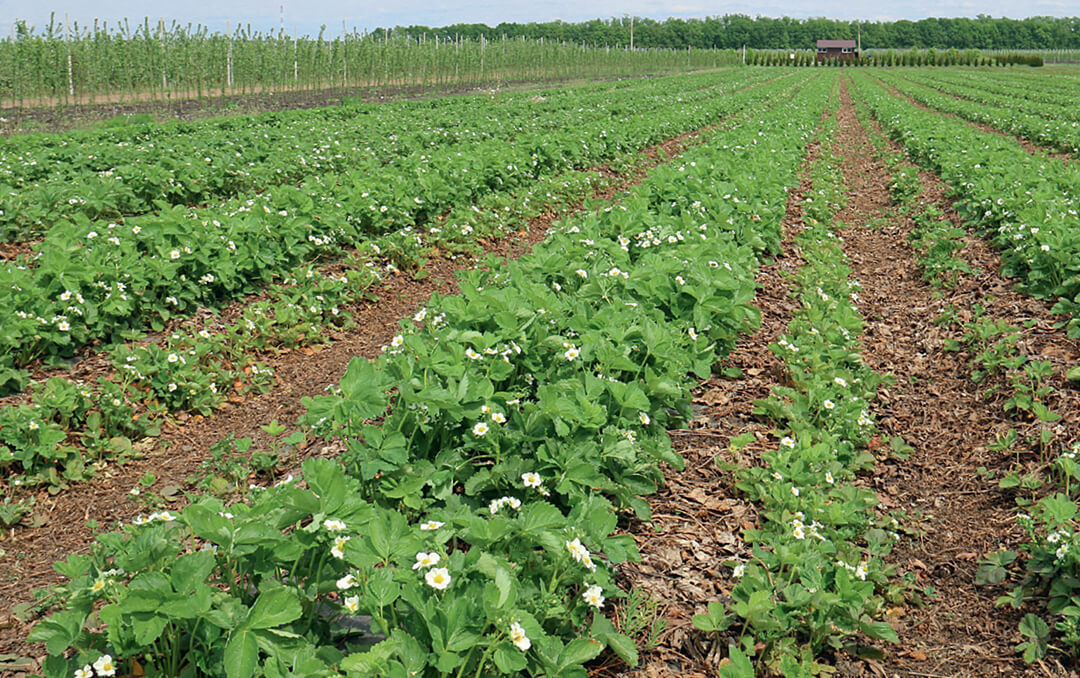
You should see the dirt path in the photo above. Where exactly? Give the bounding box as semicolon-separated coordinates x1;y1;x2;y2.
836;77;1080;675
0;118;719;667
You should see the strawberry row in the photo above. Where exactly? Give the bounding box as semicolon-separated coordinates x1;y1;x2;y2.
0;169;600;487
879;71;1080;157
700;107;904;673
852;73;1080;337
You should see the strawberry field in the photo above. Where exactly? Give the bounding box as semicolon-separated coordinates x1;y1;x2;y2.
1;66;1079;677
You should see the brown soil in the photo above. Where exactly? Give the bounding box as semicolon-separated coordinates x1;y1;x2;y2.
0;241;37;262
0;116;714;671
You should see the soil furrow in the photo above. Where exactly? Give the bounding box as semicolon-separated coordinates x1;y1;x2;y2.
858;94;1080;381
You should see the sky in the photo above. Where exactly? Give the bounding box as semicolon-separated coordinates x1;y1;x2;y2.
0;0;1074;38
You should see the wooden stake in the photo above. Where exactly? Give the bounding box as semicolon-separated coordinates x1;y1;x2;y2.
65;12;74;99
160;18;168;93
226;20;233;90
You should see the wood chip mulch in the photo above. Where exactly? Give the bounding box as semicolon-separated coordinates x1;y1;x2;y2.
847;78;1080;677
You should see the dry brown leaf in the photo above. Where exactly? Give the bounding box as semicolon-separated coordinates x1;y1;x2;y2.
701;389;730;406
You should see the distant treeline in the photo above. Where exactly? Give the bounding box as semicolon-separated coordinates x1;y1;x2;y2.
377;15;1080;51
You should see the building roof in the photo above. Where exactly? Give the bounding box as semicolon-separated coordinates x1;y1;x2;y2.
816;39;857;48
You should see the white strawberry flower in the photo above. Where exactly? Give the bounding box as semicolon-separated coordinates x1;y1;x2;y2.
336;574;359;590
331;535;350;559
343;595;360;614
509;621;531;651
425;567;451;590
582;584;605;609
412;552;441;570
92;655;117;677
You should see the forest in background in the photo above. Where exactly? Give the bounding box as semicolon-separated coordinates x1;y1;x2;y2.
378;15;1080;50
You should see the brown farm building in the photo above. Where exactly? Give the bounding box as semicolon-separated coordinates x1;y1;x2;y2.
816;40;859;62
